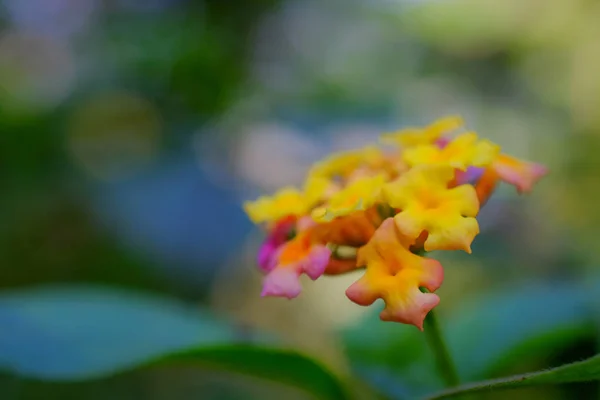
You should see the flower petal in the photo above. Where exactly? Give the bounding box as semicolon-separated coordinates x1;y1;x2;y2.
261;267;302;299
311;210;377;248
258;241;279;272
474;167;500;206
244;187;308;223
453;166;484;186
257;217;296;272
324;257;359;275
301;245;331;280
307;145;386;180
312;174;386;222
423;215;479;253
403;132;500;171
379;289;440;330
493;154;548;193
391;209;425;239
380;116;464;147
345;219;444;330
260;233;331;298
385;165;481;252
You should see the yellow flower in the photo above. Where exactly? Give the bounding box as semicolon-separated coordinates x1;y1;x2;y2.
312;174;386;222
383;165;480;253
346;218;444;330
244;187;308;224
380;115;464;147
303;175;337;205
307;146;385;180
403;132;500;171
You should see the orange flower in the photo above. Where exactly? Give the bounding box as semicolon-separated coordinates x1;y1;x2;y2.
346;219;444;330
243;116;548;328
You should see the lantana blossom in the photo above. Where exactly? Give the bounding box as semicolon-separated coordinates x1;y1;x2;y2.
243;117;548;330
346;218;444;330
384;165;480;253
380;115;464;147
402;132;500;171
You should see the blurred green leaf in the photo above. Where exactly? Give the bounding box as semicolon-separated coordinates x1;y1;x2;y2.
447;282;596;380
0;286;357;400
155;345;352;400
342;280;598;395
343;309;424;371
0;285;235;380
342;309;434;393
8;352;357;400
423;353;600;399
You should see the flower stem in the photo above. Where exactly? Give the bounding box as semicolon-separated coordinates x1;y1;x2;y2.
423;307;460;388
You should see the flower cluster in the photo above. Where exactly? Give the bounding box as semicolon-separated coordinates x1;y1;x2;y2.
243;117;547;330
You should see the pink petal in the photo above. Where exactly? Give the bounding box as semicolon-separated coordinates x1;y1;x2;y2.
261;267;302;299
257;241;279;272
302;245;331;280
345;279;378;306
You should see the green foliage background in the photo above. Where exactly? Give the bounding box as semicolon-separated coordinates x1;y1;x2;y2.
0;0;598;399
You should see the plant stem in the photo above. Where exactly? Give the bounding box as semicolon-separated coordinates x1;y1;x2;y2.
423;308;461;388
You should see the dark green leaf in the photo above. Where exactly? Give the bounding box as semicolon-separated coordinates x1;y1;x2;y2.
157;345;352;400
423;353;600;399
342;280;598;394
447;281;597;380
9;355;348;400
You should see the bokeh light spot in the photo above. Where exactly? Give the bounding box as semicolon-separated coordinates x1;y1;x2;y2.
67;91;162;181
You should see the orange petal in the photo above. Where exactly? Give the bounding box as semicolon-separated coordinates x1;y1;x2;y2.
345;219;444;330
475;168;499;206
324;258;360;275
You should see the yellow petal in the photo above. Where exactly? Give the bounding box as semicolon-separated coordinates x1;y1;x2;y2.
307;145;385;180
403;132;500;171
381;115;464;147
244;187;308;224
384;165;480;252
312;174;386;222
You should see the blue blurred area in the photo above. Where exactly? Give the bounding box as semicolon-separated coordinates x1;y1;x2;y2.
91;154;253;280
0;285;235;379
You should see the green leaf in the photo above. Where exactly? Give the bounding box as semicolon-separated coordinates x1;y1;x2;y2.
423;353;600;399
157;345;352;400
447;281;596;380
341;307;437;396
341;280;598;394
0;285;353;400
9;349;356;400
0;285;235;380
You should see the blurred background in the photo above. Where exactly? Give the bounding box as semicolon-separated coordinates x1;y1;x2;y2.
0;0;599;399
